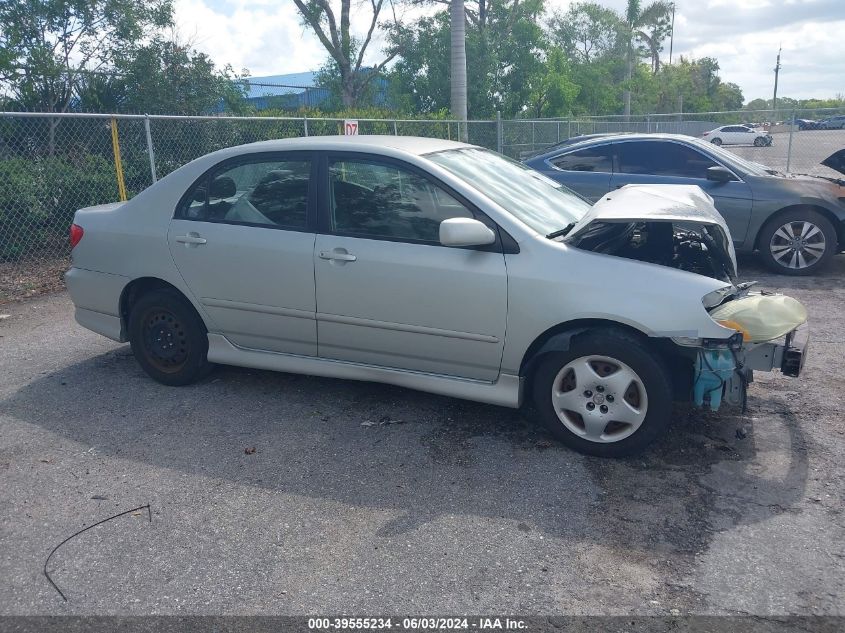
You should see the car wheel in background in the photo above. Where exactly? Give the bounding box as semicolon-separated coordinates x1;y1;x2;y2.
754;137;765;147
531;329;672;457
758;209;837;276
128;288;212;385
711;138;723;146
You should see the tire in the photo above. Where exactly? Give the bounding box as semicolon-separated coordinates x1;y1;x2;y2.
754;136;765;147
531;329;672;458
757;209;838;276
711;137;723;146
128;288;212;386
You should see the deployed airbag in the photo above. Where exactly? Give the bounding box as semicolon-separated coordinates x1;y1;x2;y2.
709;294;807;342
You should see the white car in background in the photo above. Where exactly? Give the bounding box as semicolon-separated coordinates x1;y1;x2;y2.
701;125;772;147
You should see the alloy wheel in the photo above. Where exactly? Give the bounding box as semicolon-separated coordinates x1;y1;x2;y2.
551;355;648;443
769;220;827;270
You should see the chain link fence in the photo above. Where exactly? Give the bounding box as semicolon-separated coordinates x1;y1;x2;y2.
1;108;843;301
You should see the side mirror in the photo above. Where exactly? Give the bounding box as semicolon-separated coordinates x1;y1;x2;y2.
439;217;496;247
706;166;736;183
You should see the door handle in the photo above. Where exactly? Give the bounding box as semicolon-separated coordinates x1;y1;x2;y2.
176;233;207;245
319;250;357;262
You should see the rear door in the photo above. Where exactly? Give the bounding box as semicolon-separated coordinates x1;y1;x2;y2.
541;144;614;202
610;140;754;243
168;152;318;355
313;153;508;381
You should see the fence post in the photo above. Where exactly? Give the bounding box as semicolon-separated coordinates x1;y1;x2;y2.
303;116;309;137
496;111;502;153
531;121;536;152
144;115;157;184
394;120;398;135
786;108;796;173
646;115;651;134
109;117;127;202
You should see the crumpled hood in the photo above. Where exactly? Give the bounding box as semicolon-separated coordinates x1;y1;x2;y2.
565;184;738;277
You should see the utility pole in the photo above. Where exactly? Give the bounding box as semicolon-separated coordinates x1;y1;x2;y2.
772;45;782;113
669;3;676;65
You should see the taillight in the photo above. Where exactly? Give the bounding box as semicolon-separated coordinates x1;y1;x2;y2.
70;223;84;249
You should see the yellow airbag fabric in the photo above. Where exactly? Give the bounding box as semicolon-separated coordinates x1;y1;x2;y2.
710;294;807;343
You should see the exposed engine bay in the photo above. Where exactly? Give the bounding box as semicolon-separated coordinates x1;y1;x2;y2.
567;219;736;282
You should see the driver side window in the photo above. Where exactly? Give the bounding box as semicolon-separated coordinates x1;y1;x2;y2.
329;158;473;242
180;157;310;229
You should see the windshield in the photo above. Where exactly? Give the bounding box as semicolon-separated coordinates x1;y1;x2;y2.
426;147;591;235
689;138;771;177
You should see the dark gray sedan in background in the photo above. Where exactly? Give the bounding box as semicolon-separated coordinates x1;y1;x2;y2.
524;134;845;275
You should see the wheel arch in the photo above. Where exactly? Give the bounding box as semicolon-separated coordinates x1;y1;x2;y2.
518;319;694;402
119;277;208;339
754;203;843;251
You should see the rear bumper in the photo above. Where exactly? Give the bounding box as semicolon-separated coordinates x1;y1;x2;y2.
65;267;130;342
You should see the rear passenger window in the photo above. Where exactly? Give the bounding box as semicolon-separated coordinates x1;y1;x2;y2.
179;157;310;229
552;146;613;173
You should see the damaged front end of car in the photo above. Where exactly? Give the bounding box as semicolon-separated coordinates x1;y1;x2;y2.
564;184;809;411
677;291;808;411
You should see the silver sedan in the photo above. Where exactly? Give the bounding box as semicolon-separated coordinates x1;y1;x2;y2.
66;136;808;457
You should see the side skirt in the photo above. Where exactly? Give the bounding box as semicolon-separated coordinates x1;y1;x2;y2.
206;334;523;408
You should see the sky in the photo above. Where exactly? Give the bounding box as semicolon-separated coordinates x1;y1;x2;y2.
172;0;845;104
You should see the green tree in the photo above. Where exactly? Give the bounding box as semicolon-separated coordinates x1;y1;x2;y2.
548;2;620;64
115;39;249;115
291;0;402;107
527;47;580;117
389;0;548;118
0;0;172;112
620;0;673;116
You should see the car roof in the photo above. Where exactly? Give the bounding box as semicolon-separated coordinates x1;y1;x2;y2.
225;135;471;156
531;133;700;158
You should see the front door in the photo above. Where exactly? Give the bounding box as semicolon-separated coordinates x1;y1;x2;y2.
313;154;508;381
168;153;318;355
611;140;754;243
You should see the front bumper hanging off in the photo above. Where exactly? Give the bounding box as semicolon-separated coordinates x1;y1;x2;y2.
693;323;809;411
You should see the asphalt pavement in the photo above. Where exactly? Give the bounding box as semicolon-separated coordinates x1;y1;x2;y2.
1;256;844;617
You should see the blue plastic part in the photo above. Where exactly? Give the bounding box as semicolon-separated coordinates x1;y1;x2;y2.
693;349;736;411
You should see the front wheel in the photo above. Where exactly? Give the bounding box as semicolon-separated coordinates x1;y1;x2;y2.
754;136;765;147
711;137;723;146
531;329;673;457
758;210;837;275
128;288;212;386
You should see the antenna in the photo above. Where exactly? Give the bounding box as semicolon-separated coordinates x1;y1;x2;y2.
772;45;782;113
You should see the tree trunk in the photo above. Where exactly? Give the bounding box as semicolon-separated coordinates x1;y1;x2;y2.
341;69;355;108
450;0;468;141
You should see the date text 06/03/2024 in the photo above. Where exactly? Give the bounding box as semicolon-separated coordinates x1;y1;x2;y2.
307;617;528;630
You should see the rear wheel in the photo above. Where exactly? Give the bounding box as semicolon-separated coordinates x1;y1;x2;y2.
758;210;837;275
531;329;672;457
711;137;723;146
128;289;212;386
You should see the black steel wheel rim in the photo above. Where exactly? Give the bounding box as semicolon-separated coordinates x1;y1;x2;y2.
141;308;189;372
